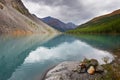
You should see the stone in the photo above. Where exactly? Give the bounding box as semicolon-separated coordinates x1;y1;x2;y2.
96;66;104;72
87;66;95;75
44;60;106;80
90;59;98;67
80;68;86;73
79;62;86;68
76;66;81;73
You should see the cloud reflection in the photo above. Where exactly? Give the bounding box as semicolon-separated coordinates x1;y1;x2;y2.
24;40;113;64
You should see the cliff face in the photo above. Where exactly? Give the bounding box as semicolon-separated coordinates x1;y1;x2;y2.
0;0;58;34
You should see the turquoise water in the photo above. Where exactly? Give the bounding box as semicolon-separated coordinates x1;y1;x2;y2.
0;34;120;80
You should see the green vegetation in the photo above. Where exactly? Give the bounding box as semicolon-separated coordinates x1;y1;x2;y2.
102;63;120;80
102;50;120;80
67;14;120;34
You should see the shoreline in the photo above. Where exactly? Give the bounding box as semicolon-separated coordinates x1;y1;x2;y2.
40;52;120;80
39;65;57;80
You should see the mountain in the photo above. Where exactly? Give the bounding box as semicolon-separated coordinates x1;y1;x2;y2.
66;22;77;29
67;9;120;34
41;16;77;32
0;0;58;34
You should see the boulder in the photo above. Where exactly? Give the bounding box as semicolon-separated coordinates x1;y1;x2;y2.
89;59;98;67
44;60;105;80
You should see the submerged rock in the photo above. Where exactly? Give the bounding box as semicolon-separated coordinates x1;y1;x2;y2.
44;59;105;80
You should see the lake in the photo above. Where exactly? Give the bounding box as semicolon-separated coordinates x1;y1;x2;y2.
0;34;120;80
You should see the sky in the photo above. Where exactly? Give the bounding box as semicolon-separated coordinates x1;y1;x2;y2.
22;0;120;25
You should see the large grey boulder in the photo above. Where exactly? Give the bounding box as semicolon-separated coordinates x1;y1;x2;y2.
44;61;105;80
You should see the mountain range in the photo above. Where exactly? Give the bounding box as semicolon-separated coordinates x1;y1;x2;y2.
41;16;77;32
67;9;120;34
0;0;58;34
1;0;120;34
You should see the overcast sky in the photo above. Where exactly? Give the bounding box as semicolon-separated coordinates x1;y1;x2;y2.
22;0;120;25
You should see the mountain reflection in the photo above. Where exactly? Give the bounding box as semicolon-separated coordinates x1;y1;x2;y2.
0;34;57;80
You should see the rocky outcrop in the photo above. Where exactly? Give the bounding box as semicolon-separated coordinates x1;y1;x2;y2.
44;59;105;80
0;0;58;34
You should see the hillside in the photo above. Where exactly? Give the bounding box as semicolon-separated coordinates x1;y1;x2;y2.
67;9;120;34
0;0;58;34
41;16;77;32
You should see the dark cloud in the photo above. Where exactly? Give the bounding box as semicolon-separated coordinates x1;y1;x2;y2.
27;0;80;7
22;0;120;24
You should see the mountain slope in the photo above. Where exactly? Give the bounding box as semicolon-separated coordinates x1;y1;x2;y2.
41;16;77;32
0;0;58;34
68;9;120;34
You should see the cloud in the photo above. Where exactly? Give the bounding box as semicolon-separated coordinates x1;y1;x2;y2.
22;0;120;24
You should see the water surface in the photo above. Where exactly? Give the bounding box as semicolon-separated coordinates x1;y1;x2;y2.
0;34;120;80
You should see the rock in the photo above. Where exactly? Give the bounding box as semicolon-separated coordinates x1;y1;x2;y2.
96;66;104;72
90;59;98;67
87;66;95;75
45;61;79;79
80;59;98;69
44;61;105;80
76;66;81;73
80;68;86;73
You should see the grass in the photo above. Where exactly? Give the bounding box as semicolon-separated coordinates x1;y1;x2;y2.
102;62;120;80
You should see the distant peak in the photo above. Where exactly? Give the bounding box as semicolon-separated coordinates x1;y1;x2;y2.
67;22;76;26
67;22;74;24
47;16;52;18
45;16;53;19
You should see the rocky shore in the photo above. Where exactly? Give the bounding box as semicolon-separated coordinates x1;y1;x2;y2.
43;59;106;80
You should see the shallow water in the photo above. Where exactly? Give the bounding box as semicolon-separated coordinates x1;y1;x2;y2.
0;34;120;80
